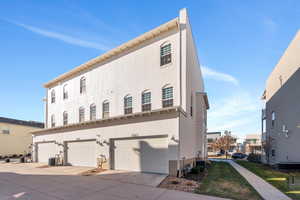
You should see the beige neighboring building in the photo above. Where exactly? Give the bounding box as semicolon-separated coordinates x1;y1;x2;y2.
0;117;44;156
243;134;262;155
262;30;300;165
32;9;209;176
207;132;221;156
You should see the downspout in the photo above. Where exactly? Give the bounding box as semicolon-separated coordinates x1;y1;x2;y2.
177;17;183;177
44;89;48;129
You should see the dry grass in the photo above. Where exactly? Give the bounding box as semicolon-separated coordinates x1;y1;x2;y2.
196;161;262;200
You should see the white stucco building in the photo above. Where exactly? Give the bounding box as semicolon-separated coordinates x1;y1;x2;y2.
32;8;209;176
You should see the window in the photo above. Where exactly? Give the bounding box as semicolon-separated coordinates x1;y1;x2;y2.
142;91;151;111
51;115;55;127
162;86;173;108
160;43;171;66
80;77;86;94
103;101;109;118
271;111;276;128
79;107;85;122
124;95;133;114
90;103;96;121
271;149;275;157
51;90;55;103
63;85;68;100
63;111;68;126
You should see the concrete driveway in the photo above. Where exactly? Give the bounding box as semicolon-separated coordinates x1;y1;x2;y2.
0;163;229;200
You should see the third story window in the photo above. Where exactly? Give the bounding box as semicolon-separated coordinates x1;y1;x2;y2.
51;90;55;103
160;43;171;66
80;77;86;94
63;85;68;100
271;111;276;128
162;86;173;108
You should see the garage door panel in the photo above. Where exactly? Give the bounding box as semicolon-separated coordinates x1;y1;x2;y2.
37;142;56;163
66;140;97;167
114;137;169;174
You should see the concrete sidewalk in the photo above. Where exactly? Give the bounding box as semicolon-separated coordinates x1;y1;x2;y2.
227;160;291;200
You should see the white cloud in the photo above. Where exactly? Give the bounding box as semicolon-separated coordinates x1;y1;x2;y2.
201;66;239;85
207;91;262;136
11;22;110;51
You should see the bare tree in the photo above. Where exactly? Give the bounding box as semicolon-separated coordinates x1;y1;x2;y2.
262;135;273;164
212;131;236;159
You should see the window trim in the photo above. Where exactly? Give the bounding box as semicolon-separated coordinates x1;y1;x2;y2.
271;111;275;128
63;111;68;126
51;90;56;104
51;114;55;128
124;95;133;115
102;100;110;119
79;106;85;123
162;85;174;108
90;103;96;121
160;42;172;67
63;84;68;100
80;76;86;94
141;90;151;112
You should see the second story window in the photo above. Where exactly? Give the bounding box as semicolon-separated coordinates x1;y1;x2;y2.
63;111;68;125
51;90;55;103
160;43;171;66
80;77;86;94
51;114;55;127
103;101;109;119
142;91;151;112
90;103;96;121
79;107;85;122
271;111;276;128
63;84;68;100
162;86;173;108
124;95;133;114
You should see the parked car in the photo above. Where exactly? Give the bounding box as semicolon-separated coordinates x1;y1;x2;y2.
231;153;247;159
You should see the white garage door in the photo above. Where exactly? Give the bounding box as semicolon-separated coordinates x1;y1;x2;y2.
66;140;97;167
37;142;56;163
114;136;169;174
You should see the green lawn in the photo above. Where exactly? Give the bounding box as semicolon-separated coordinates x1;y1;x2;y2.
196;161;262;200
236;160;300;200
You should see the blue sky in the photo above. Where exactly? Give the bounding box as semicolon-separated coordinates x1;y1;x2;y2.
1;1;300;139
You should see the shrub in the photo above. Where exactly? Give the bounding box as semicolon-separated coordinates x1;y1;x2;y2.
247;153;261;163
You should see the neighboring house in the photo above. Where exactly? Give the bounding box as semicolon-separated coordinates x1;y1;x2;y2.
0;117;44;156
207;132;221;156
243;134;262;155
261;30;300;165
31;9;209;176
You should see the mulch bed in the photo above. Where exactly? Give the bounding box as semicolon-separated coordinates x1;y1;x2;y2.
159;171;207;193
80;168;107;176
